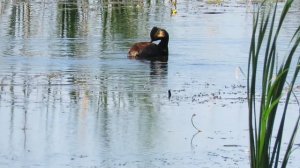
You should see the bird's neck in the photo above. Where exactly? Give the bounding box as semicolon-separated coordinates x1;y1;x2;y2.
158;36;169;55
159;38;168;47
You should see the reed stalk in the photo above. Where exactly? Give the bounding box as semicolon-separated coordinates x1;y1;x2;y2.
247;0;300;167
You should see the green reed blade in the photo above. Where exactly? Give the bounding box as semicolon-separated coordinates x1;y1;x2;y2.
247;0;300;167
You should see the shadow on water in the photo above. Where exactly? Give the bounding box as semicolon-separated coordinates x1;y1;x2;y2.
0;0;300;167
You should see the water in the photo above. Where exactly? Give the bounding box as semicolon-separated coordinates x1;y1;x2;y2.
0;0;300;167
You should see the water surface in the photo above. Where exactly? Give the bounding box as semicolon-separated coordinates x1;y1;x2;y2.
0;0;300;167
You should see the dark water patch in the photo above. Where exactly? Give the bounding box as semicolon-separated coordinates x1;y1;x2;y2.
203;11;225;14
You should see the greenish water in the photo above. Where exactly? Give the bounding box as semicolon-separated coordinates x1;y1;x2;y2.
0;0;299;167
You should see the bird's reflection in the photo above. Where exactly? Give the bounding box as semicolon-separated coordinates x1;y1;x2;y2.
150;61;168;77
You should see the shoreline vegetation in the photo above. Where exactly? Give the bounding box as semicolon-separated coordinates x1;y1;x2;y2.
247;0;300;167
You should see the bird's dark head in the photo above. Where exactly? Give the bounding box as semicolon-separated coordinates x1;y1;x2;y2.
150;27;169;42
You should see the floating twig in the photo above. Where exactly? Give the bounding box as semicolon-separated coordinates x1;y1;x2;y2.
191;114;202;132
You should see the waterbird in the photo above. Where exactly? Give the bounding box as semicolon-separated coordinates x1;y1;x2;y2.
128;27;169;62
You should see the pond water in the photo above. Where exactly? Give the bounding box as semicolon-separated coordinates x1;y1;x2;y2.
0;0;300;167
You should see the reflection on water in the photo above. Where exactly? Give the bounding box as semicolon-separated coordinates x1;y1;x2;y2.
0;0;300;167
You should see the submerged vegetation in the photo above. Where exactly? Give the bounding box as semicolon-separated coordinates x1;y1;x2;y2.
247;0;300;167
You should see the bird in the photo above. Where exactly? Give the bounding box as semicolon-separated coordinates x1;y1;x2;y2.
128;27;169;62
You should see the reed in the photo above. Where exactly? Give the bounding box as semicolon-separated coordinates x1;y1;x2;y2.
247;0;300;167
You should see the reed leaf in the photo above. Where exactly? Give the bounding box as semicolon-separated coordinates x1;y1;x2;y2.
247;0;300;167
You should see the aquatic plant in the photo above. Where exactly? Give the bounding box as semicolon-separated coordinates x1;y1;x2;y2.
205;0;224;5
247;0;300;167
